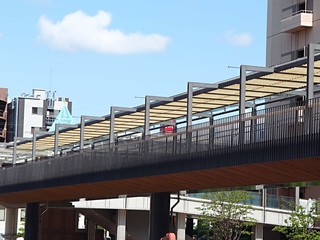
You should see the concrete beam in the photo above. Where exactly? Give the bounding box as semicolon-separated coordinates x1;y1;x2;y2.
2;208;18;240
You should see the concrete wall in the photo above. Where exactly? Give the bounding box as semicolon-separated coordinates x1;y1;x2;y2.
21;98;44;138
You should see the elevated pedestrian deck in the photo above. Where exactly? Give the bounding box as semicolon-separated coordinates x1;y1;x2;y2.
1;97;320;204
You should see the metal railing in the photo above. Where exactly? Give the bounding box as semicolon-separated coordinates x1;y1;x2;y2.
292;10;313;16
75;97;320;165
7;97;320;166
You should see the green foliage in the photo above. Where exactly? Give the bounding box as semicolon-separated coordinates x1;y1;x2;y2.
273;201;320;240
196;191;256;240
17;226;24;237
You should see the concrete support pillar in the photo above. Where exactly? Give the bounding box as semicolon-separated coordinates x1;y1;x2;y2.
2;208;18;240
176;213;186;240
24;203;40;240
116;209;126;240
149;192;170;240
295;186;300;208
186;218;193;238
254;223;263;240
87;219;96;240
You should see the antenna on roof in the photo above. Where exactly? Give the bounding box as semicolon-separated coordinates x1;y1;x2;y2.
50;68;53;92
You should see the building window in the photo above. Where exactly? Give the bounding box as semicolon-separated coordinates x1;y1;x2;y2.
298;2;306;12
297;49;305;58
20;209;25;222
32;107;38;114
32;107;43;115
0;208;5;221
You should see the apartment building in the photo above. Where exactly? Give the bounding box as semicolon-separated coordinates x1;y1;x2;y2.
6;89;72;142
0;88;8;143
266;0;320;67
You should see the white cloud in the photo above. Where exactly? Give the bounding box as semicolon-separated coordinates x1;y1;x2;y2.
0;32;4;38
37;10;170;54
216;31;253;47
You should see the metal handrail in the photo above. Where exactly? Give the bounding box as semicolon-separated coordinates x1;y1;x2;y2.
292;10;313;16
282;10;313;21
6;97;320;166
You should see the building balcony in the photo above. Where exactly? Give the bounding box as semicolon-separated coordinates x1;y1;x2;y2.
281;10;313;33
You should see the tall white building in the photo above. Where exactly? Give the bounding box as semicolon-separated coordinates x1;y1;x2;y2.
7;89;72;142
266;0;320;67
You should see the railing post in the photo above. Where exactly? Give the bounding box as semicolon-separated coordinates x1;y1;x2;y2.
32;131;37;161
165;137;168;155
54;125;59;156
173;133;178;155
250;106;257;144
209;116;215;150
13;137;17;165
195;130;199;152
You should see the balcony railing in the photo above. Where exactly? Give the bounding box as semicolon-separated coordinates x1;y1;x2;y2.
281;10;313;33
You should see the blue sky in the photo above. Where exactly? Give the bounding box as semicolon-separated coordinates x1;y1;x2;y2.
0;0;268;118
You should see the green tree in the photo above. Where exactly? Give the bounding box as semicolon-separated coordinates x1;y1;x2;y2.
273;200;320;240
197;191;256;240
